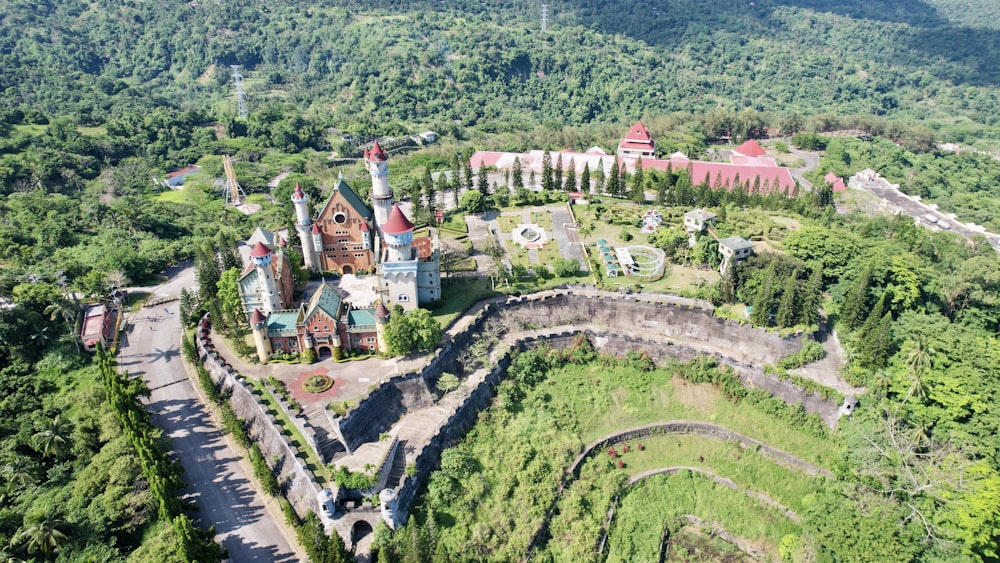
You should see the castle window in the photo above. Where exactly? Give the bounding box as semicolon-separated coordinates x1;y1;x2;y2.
333;212;347;224
274;341;283;349
323;325;329;331
397;294;410;302
366;337;376;344
289;340;297;347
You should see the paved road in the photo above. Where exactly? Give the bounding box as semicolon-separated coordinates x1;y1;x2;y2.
788;148;819;191
118;263;299;562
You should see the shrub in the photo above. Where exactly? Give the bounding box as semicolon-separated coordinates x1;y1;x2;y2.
302;374;334;394
301;348;317;364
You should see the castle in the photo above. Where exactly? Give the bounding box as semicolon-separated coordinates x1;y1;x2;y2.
238;141;441;362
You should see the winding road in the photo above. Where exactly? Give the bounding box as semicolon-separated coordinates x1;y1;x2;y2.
117;262;299;562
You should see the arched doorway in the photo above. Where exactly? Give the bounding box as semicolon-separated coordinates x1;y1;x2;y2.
342;265;353;275
351;520;373;548
317;346;332;360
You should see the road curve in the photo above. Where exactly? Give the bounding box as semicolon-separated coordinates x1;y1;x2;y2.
118;263;299;562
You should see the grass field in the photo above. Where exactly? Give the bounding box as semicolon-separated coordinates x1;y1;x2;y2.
430;277;498;330
605;472;800;562
418;354;835;560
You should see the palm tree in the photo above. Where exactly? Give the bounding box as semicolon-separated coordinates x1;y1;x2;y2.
43;298;80;353
1;455;39;491
871;369;892;398
904;337;934;403
31;417;71;460
13;510;71;556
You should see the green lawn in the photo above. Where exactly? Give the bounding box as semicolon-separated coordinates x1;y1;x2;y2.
605;472;800;562
155;187;192;204
430;277;498;330
417;355;835;559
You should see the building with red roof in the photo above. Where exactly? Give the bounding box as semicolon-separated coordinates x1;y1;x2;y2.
80;303;120;352
733;139;767;157
617;121;656;159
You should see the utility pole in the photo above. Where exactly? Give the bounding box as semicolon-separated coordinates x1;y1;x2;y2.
231;65;247;119
541;3;548;32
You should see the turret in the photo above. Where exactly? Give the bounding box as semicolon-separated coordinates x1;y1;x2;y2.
368;140;393;227
249;308;271;364
381;204;415;263
311;223;323;255
360;221;371;250
379;488;400;529
250;242;281;313
292;184;319;272
374;301;390;355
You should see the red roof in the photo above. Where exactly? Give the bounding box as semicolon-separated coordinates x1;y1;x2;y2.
734;139;766;157
824;172;840;184
623;121;652;142
363;147;370;160
832;179;848;193
165;165;200;179
292;184;305;199
374;301;389;320
360;221;369;232
311;223;321;234
369;140;387;162
469;151;503;169
382;204;415;235
250;308;266;325
619;141;655;151
250;242;273;257
639;158;795;195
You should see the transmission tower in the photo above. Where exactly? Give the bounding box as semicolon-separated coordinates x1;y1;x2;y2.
541;3;548;32
231;65;247;119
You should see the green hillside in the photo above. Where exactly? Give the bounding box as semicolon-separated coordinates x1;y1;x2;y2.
4;0;1000;138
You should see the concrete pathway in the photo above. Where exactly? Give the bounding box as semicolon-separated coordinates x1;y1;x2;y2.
118;265;300;562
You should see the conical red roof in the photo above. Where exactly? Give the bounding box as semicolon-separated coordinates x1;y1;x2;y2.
360;221;369;232
249;308;266;325
624;121;652;142
374;301;389;320
382;204;415;235
369;140;387;162
250;242;272;257
311;223;321;234
734;139;766;157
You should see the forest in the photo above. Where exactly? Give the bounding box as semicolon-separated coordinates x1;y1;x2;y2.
3;0;1000;560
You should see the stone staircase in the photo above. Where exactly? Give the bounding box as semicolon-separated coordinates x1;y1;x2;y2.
384;441;408;490
304;405;348;464
789;324;865;397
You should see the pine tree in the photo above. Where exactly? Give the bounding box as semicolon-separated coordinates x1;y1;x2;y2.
860;290;890;338
580;162;591;194
554;153;563;190
840;266;872;331
564;158;577;192
656;175;668;206
463;160;474;196
541;151;553;191
477;165;489;197
409;176;424;217
776;271;800;328
751;263;777;326
720;261;738;303
512;157;524;191
422;167;434;206
529;169;537;190
631;157;645;203
799;264;823;326
860;312;894;368
607;160;620;196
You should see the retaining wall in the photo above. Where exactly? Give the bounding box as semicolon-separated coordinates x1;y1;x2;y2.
195;323;321;519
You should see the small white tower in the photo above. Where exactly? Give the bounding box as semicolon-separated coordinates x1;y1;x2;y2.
379;488;400;529
311;223;323;256
366;140;393;228
250;242;281;314
249;308;271;363
381;204;415;263
291;184;319;272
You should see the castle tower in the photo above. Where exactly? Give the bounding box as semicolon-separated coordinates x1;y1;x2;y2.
374;301;390;355
249;308;271;363
381;204;415;263
379;488;401;529
250;242;281;314
292;184;320;272
311;223;323;257
367;140;393;228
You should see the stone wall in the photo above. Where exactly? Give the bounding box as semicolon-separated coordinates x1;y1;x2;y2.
502;292;802;365
195;326;321;519
334;373;433;453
